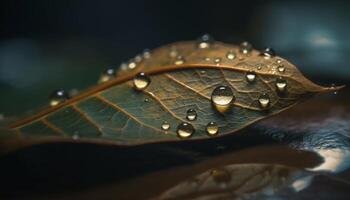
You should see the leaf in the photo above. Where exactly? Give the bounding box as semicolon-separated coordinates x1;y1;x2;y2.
3;39;343;147
156;163;310;200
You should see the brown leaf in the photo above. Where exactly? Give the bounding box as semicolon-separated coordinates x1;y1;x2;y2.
2;39;343;149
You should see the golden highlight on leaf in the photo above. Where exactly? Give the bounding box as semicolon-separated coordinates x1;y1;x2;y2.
4;39;344;147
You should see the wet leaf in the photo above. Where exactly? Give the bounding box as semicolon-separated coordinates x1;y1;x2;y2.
2;39;343;148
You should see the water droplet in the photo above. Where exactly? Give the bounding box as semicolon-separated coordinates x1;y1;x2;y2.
239;41;252;54
211;86;235;112
276;59;282;64
133;72;150;90
144;98;149;102
197;34;214;49
331;83;338;95
169;47;178;58
161;121;170;131
98;68;116;83
245;71;256;83
277;65;285;73
128;60;137;69
276;77;287;93
134;54;143;63
176;122;195;138
260;47;276;59
120;62;128;71
174;56;185;65
49;89;69;106
143;49;151;59
186;109;197;121
258;93;270;109
204;57;211;61
226;51;236;60
214;57;221;65
200;70;206;74
206;122;219;136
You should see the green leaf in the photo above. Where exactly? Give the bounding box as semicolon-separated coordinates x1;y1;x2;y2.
4;40;343;148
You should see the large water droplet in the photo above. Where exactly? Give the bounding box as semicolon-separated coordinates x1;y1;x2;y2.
49;89;69;106
211;86;235;112
174;56;185;65
258;93;270;109
186;109;197;121
239;41;252;54
276;77;287;93
260;47;276;59
197;34;214;49
98;68;116;83
245;71;256;83
206;122;219;136
211;86;235;106
133;72;150;90
226;51;236;60
161;121;170;131
176;122;195;138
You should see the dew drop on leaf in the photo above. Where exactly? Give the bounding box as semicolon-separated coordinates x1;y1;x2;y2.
128;60;137;69
277;65;286;73
214;57;221;65
258;93;270;109
133;72;150;90
49;89;69;107
169;47;178;58
134;54;143;63
211;86;235;106
239;41;252;54
211;86;235;113
98;68;116;83
276;77;287;93
197;34;214;49
226;51;236;60
174;56;185;65
186;109;197;121
246;71;256;83
206;122;219;136
176;122;194;138
142;49;151;59
161;121;170;131
261;47;276;59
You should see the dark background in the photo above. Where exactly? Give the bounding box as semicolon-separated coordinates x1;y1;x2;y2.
1;0;350;199
1;0;349;116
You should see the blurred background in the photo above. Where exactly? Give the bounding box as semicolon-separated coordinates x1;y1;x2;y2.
1;0;349;117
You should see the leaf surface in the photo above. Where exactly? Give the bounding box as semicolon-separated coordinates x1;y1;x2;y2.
5;40;342;145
